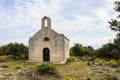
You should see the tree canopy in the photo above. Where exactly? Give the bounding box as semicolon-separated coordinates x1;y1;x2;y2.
70;43;94;57
0;42;28;59
108;1;120;37
95;1;120;60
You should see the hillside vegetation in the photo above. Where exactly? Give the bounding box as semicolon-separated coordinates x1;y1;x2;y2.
0;57;120;80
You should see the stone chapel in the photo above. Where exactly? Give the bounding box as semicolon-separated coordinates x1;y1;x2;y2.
29;16;69;64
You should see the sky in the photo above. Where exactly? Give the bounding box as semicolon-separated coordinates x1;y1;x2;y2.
0;0;118;49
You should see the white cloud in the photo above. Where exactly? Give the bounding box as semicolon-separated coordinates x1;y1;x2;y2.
0;0;118;49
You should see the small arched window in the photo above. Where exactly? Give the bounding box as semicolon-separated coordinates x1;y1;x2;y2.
44;37;50;41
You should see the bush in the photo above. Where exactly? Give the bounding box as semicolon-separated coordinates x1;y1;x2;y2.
81;56;92;61
0;56;8;62
109;59;118;68
63;76;75;80
94;58;105;65
66;56;75;63
81;56;86;61
0;43;28;60
1;64;9;68
37;62;57;75
14;64;21;69
0;55;8;59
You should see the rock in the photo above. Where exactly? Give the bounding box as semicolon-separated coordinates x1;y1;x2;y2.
36;63;41;65
98;70;102;73
93;64;97;67
18;69;22;72
32;74;35;78
0;75;4;78
87;61;93;66
3;73;12;76
26;72;32;76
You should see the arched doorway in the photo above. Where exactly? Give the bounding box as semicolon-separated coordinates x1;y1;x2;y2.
43;48;50;62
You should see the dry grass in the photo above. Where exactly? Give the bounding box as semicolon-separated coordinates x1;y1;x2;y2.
0;59;119;80
56;61;91;79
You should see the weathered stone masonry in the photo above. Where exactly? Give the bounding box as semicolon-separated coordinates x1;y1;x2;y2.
29;16;69;64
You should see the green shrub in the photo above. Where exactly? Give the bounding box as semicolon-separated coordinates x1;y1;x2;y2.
7;55;15;59
0;55;8;59
63;76;75;80
81;56;91;61
94;58;105;65
0;42;28;60
28;65;36;69
81;56;86;61
66;56;75;63
14;64;21;69
109;59;118;68
1;64;9;68
37;62;57;75
0;55;9;62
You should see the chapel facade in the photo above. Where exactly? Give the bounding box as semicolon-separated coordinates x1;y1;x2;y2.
29;16;69;64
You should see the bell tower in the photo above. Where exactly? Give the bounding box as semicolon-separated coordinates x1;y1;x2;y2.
41;16;51;28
